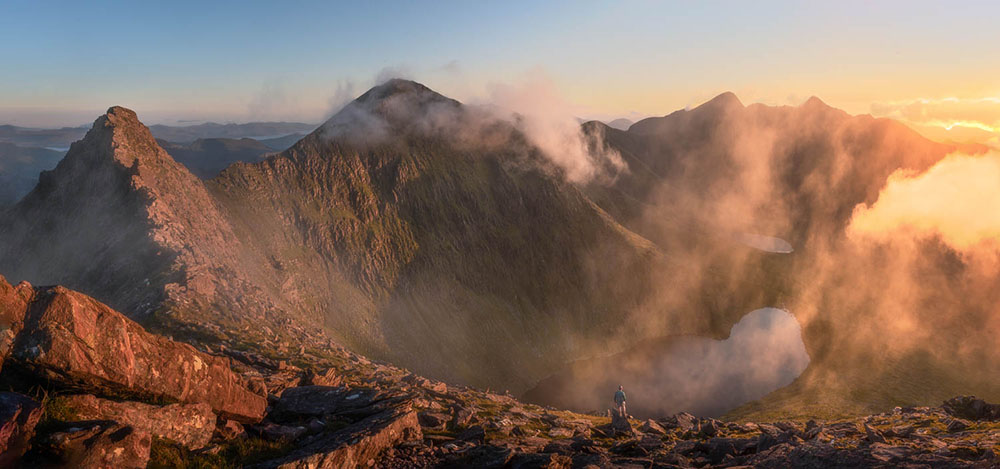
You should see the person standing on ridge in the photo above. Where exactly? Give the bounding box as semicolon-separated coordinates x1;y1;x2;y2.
614;385;627;417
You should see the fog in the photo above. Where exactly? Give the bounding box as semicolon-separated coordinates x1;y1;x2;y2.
522;308;809;418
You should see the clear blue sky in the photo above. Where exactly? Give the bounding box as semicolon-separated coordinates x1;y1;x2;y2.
2;1;999;128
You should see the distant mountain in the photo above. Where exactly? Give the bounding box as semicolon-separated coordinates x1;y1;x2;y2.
0;143;64;206
605;118;633;130
148;121;317;143
0;125;87;148
0;121;316;148
158;137;276;179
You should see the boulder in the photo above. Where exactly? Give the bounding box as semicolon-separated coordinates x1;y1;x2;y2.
302;367;342;387
639;418;666;435
219;418;245;440
0;392;43;466
863;423;886;444
698;419;720;437
610;410;634;436
451;405;476;428
417;411;449;430
945;418;969;433
942;396;1000;421
42;420;152;469
8;286;266;422
250;402;422;468
457;424;486;442
665;411;699;432
53;394;215;449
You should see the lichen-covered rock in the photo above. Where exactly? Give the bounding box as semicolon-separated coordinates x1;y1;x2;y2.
0;391;43;467
53;394;215;449
9;285;265;422
251;403;422;468
42;421;152;469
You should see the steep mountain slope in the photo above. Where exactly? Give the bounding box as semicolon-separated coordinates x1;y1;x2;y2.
207;80;696;390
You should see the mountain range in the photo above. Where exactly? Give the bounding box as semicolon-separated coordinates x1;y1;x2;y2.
1;79;997;422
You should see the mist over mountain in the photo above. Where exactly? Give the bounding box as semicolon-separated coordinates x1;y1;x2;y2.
2;80;998;428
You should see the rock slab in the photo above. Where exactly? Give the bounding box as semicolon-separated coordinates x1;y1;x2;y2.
9;285;266;422
54;394;215;449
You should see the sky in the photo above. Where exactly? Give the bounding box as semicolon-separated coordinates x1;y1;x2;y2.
1;0;999;144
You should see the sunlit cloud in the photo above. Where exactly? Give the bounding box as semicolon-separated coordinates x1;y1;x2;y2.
849;151;1000;251
871;97;1000;145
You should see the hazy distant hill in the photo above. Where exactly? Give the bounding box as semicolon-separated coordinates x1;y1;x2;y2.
257;133;306;151
0;121;316;148
158;137;276;179
148;121;316;143
0;142;64;205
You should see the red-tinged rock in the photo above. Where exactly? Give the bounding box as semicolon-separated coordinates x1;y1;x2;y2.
218;418;245;440
302;367;342;387
0;392;43;467
43;421;151;469
0;276;33;370
10;286;266;422
250;403;422;469
53;394;215;449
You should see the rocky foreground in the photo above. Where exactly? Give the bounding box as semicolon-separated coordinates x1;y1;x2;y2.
0;276;998;468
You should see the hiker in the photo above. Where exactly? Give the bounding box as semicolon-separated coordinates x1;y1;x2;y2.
614;385;627;417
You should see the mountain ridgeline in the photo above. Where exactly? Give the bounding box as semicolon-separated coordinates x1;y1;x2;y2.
1;80;997;418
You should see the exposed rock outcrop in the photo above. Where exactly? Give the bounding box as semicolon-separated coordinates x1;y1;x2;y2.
40;420;151;469
252;403;422;468
3;278;265;422
53;394;215;449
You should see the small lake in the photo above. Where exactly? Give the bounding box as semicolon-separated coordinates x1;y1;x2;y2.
521;308;809;418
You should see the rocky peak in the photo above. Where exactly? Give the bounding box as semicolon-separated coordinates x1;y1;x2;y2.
319;79;463;139
696;91;744;112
